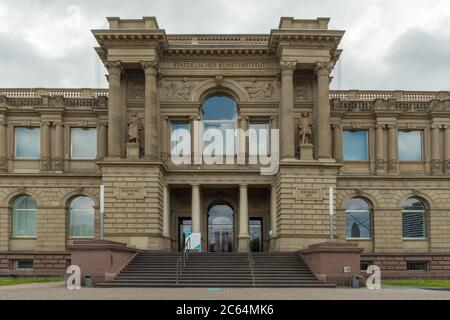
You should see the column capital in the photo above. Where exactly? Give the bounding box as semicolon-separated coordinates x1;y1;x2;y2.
239;116;249;121
280;60;296;75
387;124;397;129
106;61;123;76
375;124;386;129
239;183;248;188
332;123;343;130
314;61;333;77
141;60;159;76
191;183;201;187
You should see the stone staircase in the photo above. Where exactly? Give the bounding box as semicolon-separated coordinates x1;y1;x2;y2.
97;251;335;288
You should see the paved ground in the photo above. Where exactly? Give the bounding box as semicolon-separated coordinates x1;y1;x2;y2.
1;282;450;300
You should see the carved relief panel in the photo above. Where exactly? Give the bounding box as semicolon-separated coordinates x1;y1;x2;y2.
239;78;278;101
160;78;201;101
294;74;313;101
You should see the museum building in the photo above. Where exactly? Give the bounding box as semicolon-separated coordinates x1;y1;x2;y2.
1;16;450;281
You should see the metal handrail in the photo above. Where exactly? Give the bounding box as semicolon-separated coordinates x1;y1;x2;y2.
248;243;255;287
176;236;192;285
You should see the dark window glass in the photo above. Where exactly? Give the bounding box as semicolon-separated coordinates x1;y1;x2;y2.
406;262;428;271
346;198;372;239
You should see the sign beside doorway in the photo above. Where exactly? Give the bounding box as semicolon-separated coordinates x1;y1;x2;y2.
186;232;201;252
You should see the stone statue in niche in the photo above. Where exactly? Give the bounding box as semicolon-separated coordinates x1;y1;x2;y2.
127;113;143;143
244;79;275;100
298;112;312;145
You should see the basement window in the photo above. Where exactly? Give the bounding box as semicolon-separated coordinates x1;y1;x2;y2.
15;260;34;270
406;261;428;271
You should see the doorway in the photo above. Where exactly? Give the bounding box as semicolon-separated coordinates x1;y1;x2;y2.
178;218;192;251
249;218;263;252
208;204;234;252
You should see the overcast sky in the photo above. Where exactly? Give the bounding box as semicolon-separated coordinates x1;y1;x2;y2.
0;0;449;91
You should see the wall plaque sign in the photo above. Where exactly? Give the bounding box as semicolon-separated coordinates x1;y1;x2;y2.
296;188;323;201
116;187;145;199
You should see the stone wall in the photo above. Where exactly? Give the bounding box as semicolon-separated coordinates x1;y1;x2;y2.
101;163;166;250
0;251;70;276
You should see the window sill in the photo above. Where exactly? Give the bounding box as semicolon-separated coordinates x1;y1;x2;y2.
68;237;95;240
346;238;372;241
10;237;37;240
402;238;428;241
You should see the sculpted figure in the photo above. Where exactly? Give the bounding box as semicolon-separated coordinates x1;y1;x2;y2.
128;113;142;143
298;112;312;144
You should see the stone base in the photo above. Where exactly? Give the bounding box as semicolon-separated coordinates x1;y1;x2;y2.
300;241;364;286
299;143;314;161
238;237;250;252
68;240;139;284
126;142;140;159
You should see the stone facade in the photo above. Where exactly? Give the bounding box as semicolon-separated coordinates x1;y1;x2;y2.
0;16;450;278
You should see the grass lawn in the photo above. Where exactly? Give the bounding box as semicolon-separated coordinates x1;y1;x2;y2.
0;276;63;287
382;279;450;288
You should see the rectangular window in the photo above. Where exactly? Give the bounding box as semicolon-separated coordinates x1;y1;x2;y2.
15;127;40;158
171;122;191;158
71;128;97;159
398;130;422;161
15;260;34;270
249;123;269;157
406;261;428;271
343;130;368;161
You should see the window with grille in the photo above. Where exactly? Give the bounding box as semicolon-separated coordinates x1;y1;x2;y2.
402;197;426;238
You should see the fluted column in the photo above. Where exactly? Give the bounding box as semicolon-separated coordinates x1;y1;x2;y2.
332;124;343;162
54;122;64;171
191;184;201;234
444;125;450;173
375;124;385;173
106;61;123;158
141;61;159;160
388;125;398;173
280;61;296;159
431;125;442;174
0;120;7;171
163;185;170;238
40;122;51;171
98;121;108;160
238;184;249;252
315;62;333;159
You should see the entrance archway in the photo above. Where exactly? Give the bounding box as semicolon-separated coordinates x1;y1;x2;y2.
208;203;234;252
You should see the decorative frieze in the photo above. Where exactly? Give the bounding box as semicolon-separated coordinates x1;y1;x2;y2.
161;78;198;101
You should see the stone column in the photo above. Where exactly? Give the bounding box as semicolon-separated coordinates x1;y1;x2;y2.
332;124;343;162
163;185;170;238
388;125;398;173
431;125;442;174
238;116;248;163
40;122;51;171
270;184;277;239
98;121;108;160
0;121;7;171
238;184;249;252
106;61;123;158
141;61;159;160
54;122;64;171
315;62;333;159
280;61;296;159
375;124;385;173
161;116;169;161
191;184;201;234
444;125;450;173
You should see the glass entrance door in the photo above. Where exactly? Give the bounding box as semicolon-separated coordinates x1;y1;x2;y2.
178;218;192;252
208;204;234;252
249;218;263;252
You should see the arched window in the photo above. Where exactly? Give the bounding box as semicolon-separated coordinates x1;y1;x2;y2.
12;195;37;237
345;197;372;239
69;196;95;238
202;95;237;156
402;197;426;238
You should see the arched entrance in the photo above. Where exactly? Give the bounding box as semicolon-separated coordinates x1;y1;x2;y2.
208;203;234;252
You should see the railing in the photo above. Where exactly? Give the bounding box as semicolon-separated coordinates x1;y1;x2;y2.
248;244;255;287
0;88;108;98
176;236;191;285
